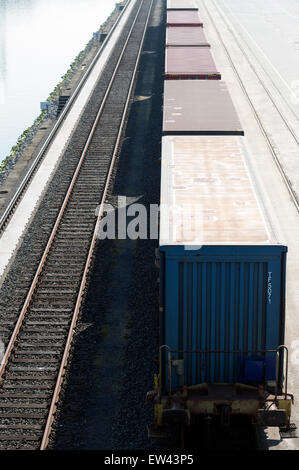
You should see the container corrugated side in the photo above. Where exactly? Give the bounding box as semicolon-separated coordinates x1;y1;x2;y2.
166;27;210;47
160;245;287;388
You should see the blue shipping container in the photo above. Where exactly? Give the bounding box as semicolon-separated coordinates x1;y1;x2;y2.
159;244;287;390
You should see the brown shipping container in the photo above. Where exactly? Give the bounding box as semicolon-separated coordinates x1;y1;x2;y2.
163;80;244;135
166;26;210;46
165;46;220;79
167;0;198;9
167;10;203;26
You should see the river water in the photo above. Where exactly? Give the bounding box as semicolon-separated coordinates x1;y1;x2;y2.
0;0;116;163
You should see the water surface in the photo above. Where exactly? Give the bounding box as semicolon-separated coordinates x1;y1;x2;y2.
0;0;116;163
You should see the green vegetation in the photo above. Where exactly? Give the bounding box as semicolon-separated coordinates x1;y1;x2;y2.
1;41;93;177
0;109;47;173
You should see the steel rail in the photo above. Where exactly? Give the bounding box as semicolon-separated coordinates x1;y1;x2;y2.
202;0;299;214
0;0;145;386
39;0;154;450
0;0;133;234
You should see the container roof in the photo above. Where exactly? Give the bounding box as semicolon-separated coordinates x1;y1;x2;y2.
160;136;279;246
166;27;210;46
167;0;198;9
165;46;220;78
163;80;243;135
167;10;203;26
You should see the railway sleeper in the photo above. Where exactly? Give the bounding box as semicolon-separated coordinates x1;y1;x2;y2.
11;359;62;366
0;435;41;442
0;445;38;450
0;392;51;399
6;366;59;372
14;282;35;289
47;250;90;257
0;313;24;319
19;333;66;340
21;329;68;336
12;346;61;355
36;283;80;290
54;231;93;238
0;424;43;430
3;384;53;390
0;403;49;409
36;272;82;279
65;202;99;207
0;427;44;435
22;316;71;323
15;346;64;353
0;413;46;420
4;375;56;381
56;225;93;231
23;320;70;326
52;234;91;240
32;290;77;296
31;303;75;309
43;261;86;268
0;321;20;328
30;307;72;312
13;351;62;364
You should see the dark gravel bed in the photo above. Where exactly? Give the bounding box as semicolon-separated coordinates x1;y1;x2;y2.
50;0;165;450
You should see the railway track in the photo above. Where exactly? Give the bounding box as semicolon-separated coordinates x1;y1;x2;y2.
0;1;132;235
202;0;299;213
0;0;153;450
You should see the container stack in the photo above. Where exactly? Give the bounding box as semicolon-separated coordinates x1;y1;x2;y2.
165;0;218;79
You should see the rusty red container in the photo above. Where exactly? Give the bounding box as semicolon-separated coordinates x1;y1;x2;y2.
165;46;221;80
167;10;203;26
166;26;210;46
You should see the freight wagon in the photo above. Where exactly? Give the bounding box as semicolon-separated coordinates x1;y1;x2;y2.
147;136;292;436
146;0;294;441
